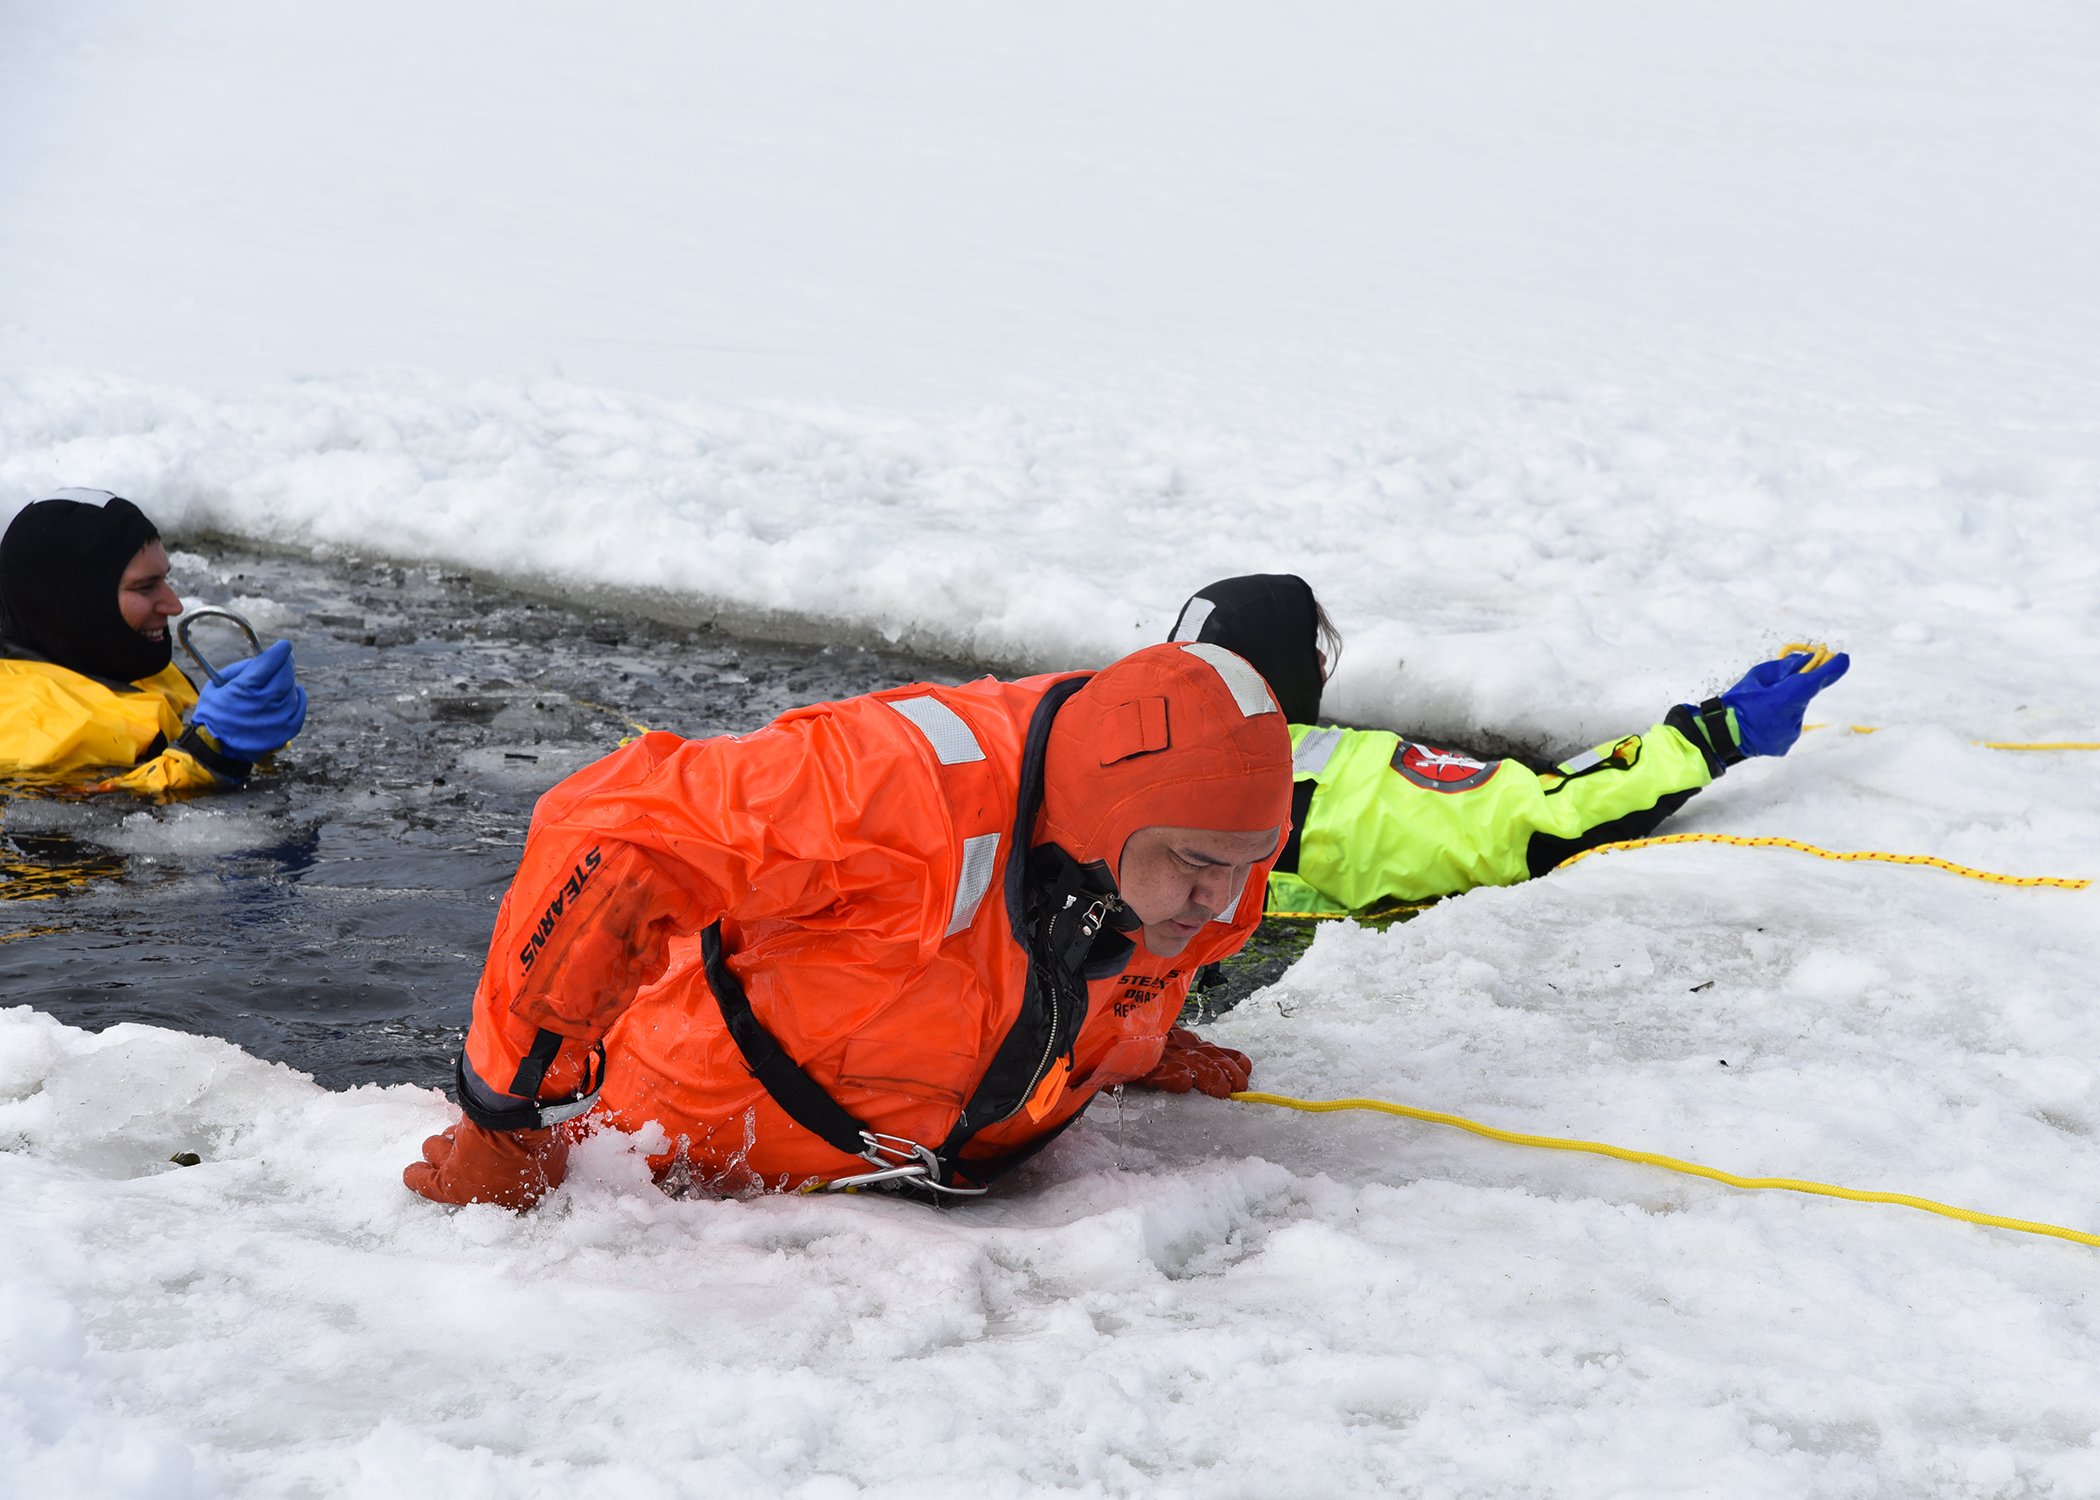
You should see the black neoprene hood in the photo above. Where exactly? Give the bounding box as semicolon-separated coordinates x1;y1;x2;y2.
0;490;172;684
1168;573;1325;725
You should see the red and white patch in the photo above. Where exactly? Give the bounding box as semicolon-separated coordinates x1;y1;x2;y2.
1392;741;1500;793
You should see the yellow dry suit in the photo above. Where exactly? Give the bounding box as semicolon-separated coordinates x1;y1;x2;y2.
1;491;255;798
0;655;241;796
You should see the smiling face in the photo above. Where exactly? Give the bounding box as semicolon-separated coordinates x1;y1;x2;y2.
1116;823;1280;957
116;540;183;643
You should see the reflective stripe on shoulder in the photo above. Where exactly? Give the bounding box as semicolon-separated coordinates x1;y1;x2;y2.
886;694;986;765
1171;595;1217;642
1178;641;1276;717
1292;726;1344;776
1557;747;1605;776
947;831;1002;937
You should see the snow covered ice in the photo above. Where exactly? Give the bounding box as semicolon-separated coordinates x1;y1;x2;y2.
4;2;2100;1495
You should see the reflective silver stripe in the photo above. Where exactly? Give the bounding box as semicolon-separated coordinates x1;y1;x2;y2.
886;695;985;765
1292;727;1344;775
534;1088;603;1126
946;832;1001;937
1557;747;1605;776
1179;641;1276;717
1212;881;1242;924
886;695;995;936
1171;595;1216;642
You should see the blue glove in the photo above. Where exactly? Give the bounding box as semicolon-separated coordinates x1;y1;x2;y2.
190;639;308;758
1690;647;1850;762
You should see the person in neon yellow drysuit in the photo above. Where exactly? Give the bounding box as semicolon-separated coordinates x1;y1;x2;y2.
1;489;307;797
1169;575;1850;917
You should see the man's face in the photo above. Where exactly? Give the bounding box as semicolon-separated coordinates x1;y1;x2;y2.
117;540;182;641
1117;824;1279;957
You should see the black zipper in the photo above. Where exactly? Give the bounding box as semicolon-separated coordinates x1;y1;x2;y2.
1003;890;1114;1123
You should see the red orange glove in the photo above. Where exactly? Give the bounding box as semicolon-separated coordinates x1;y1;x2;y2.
1134;1026;1253;1099
403;1118;570;1211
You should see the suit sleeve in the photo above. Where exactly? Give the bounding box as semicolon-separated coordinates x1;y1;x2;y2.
1517;706;1726;875
96;740;239;796
1289;717;1720;912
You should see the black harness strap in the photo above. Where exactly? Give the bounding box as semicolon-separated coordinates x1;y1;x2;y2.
702;922;874;1161
702;906;1104;1192
943;1114;1083;1187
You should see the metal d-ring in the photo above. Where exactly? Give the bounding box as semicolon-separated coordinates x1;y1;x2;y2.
175;607;263;686
816;1132;990;1196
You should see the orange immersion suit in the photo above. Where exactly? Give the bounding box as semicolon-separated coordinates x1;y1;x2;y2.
455;655;1286;1195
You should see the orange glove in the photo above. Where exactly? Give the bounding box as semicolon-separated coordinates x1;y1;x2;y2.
1134;1027;1253;1099
402;1119;570;1211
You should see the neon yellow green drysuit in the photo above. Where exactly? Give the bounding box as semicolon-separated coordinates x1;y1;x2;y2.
1269;707;1723;915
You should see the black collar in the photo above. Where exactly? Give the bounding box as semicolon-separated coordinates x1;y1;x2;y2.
1005;676;1135;982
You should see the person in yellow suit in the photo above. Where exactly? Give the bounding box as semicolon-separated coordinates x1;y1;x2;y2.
0;489;307;796
1170;574;1850;917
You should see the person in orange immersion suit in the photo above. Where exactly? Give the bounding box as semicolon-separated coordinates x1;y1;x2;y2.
404;639;1294;1209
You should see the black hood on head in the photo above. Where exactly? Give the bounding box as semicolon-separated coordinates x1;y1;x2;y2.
1168;573;1323;725
0;491;171;684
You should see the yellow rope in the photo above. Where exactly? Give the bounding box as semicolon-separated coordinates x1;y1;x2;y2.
1803;723;2100;751
570;697;654;740
1557;832;2088;890
1266;900;1437;923
1231;1090;2100;1249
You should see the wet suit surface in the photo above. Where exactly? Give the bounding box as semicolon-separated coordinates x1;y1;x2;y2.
1;543;1294;1089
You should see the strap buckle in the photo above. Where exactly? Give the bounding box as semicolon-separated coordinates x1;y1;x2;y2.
816;1132;989;1196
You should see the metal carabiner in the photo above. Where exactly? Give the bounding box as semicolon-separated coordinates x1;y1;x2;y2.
175;607;263;686
821;1160;936;1193
816;1131;990;1197
835;1131;940;1191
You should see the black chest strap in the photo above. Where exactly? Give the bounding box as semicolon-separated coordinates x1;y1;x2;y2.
702;921;875;1164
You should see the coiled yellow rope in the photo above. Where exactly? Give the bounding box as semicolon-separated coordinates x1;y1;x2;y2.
1558;832;2089;890
1231;1090;2100;1249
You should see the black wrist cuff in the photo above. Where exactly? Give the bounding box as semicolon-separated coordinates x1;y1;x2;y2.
175;724;254;785
1666;701;1738;778
1697;697;1748;767
454;1044;606;1132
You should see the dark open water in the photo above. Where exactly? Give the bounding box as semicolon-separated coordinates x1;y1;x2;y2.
1;542;1300;1091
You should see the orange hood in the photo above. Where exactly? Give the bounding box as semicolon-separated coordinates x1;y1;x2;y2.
1036;640;1293;882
